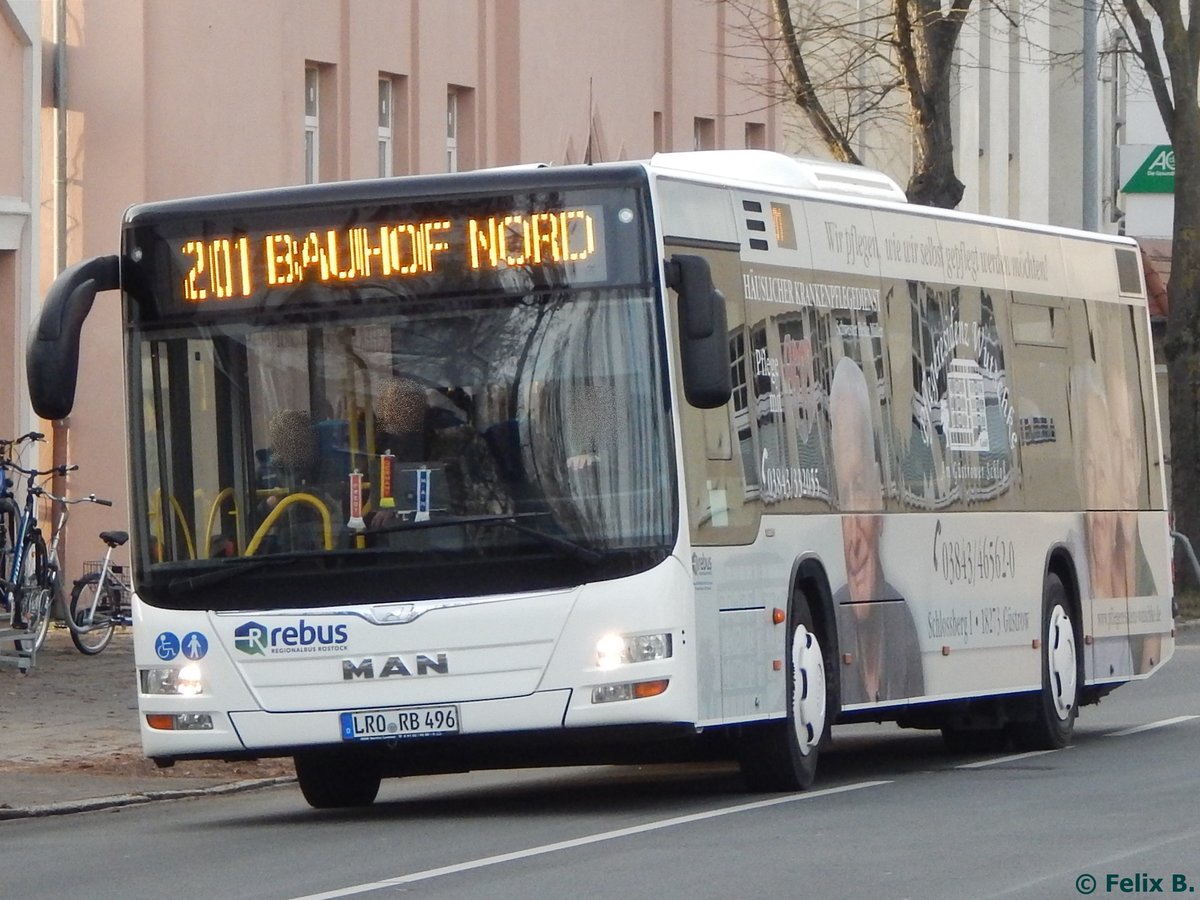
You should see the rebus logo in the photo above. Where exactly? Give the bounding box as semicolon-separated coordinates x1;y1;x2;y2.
234;621;269;656
233;619;349;656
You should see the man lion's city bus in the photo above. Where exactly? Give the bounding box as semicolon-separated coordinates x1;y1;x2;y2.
28;150;1173;808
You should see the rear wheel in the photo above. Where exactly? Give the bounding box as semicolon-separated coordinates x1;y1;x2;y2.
294;748;382;809
69;572;117;655
739;596;829;791
1009;573;1078;750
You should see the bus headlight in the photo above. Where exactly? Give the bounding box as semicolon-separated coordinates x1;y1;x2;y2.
595;632;673;669
140;663;204;696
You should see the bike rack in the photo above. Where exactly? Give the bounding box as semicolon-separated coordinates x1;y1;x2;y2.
0;626;37;672
1;574;35;671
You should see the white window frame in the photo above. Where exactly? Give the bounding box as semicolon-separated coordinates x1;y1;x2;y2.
378;77;394;178
305;66;320;184
446;90;458;173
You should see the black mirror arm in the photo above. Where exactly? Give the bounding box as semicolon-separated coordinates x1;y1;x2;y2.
26;255;122;420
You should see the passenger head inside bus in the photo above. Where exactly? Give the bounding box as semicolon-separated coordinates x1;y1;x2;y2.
374;376;430;462
268;408;319;485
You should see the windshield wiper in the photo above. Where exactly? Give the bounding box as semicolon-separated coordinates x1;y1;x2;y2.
159;516;603;596
371;512;604;563
164;553;317;594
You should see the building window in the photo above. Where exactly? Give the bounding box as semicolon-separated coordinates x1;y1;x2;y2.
446;90;459;172
378;77;393;177
745;122;766;149
305;66;320;184
694;117;715;150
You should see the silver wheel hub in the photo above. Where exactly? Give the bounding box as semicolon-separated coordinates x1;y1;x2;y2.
1047;604;1077;721
792;624;826;756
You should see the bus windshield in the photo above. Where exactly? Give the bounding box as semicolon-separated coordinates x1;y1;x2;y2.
131;285;676;609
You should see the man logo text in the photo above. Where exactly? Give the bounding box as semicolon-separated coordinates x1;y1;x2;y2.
342;653;450;679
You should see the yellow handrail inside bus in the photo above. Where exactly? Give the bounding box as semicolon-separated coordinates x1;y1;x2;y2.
202;487;238;558
245;492;333;556
149;489;163;552
149;489;197;561
171;495;196;560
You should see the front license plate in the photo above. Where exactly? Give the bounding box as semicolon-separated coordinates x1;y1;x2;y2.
340;705;460;741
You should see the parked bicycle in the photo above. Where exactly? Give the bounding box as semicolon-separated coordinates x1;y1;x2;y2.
1;454;78;653
0;432;43;601
36;483;114;649
69;526;133;654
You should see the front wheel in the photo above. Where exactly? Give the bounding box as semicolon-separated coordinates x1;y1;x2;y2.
69;572;117;655
294;748;382;809
738;597;830;791
18;539;52;653
1009;573;1078;750
21;585;53;653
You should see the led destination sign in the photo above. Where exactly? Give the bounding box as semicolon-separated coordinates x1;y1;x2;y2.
179;207;604;304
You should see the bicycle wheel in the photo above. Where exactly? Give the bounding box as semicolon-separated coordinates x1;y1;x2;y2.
18;538;51;652
69;572;116;654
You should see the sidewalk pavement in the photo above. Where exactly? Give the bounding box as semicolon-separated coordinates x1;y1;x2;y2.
0;627;293;820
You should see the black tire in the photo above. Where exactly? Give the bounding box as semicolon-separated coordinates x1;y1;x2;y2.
69;572;117;655
18;538;52;652
1009;573;1079;750
738;596;831;791
294;748;382;809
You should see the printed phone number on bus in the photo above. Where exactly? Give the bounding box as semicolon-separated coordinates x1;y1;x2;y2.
340;705;460;742
934;527;1017;586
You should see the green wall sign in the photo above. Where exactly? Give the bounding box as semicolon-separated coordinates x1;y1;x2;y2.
1123;145;1175;193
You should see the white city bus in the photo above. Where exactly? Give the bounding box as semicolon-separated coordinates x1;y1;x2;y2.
28;150;1174;807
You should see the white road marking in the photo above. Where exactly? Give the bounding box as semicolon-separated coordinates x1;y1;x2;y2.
1107;714;1200;736
955;748;1065;769
291;779;892;899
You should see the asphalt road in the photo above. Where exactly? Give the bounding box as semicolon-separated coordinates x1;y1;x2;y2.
5;635;1198;900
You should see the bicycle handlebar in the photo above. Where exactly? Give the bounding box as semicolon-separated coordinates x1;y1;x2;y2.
0;431;45;449
36;488;113;507
3;461;78;478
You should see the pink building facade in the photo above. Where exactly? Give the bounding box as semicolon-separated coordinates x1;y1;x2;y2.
1;0;778;573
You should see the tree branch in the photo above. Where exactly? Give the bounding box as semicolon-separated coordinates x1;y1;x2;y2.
892;0;925;105
772;0;862;163
1127;0;1178;138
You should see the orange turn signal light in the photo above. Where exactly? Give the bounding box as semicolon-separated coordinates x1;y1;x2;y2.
632;679;670;699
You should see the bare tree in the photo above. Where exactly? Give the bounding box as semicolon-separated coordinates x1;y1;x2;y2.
1112;0;1200;570
726;0;973;208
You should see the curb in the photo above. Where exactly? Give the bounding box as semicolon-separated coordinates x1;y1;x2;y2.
0;776;295;821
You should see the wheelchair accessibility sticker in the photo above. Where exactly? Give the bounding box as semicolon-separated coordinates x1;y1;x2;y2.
155;632;180;660
155;631;209;661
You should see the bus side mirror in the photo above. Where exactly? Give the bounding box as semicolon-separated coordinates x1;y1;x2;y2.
667;254;732;409
26;255;121;420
